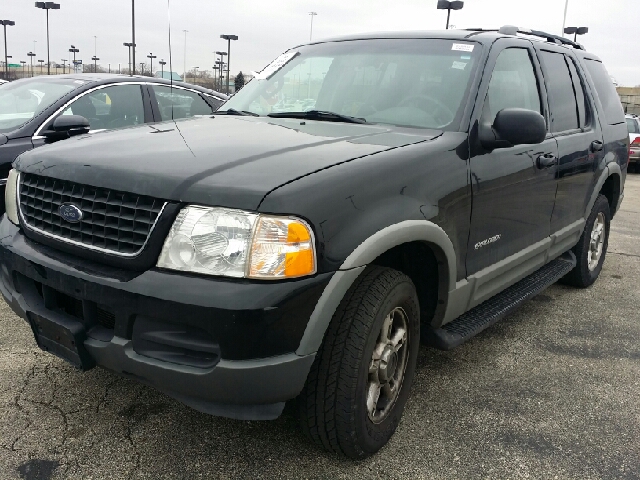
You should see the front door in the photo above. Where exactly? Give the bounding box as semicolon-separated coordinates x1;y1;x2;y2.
467;39;558;275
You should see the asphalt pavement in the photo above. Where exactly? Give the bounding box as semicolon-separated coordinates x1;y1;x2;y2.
1;174;639;480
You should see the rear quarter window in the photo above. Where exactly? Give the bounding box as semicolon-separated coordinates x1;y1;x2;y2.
584;59;625;125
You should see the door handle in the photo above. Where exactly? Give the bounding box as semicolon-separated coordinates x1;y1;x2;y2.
536;153;557;169
590;140;604;152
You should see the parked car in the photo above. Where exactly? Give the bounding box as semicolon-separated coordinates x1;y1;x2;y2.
626;114;640;172
0;27;627;459
0;79;8;85
0;74;227;213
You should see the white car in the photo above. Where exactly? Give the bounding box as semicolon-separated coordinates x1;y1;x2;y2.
0;79;8;85
626;114;640;172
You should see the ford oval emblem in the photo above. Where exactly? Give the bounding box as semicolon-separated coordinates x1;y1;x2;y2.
59;203;83;223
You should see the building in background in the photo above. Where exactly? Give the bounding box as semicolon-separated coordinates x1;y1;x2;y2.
618;87;640;115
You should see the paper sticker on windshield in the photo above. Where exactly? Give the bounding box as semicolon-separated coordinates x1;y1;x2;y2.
452;43;474;52
254;51;299;80
452;61;467;70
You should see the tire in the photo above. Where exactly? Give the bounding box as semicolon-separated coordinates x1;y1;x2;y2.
562;194;610;288
297;266;420;459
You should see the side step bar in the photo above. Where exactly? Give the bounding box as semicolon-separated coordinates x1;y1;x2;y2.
423;251;576;351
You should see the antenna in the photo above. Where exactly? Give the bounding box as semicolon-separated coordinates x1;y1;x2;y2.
167;0;173;89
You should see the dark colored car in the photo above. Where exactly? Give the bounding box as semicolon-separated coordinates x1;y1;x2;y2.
0;27;628;458
0;74;227;213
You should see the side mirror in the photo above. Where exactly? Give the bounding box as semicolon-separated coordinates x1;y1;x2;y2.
479;108;547;150
42;115;90;142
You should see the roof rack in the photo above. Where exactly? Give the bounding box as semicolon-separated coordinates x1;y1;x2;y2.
464;26;586;50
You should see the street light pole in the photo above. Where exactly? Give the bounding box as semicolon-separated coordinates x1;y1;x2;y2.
220;34;238;95
27;52;35;77
131;0;136;75
1;20;15;80
35;3;60;75
564;26;588;43
20;60;26;77
182;30;188;79
562;0;569;36
216;60;225;91
309;12;317;41
69;45;78;73
215;51;226;90
123;42;134;75
147;53;156;76
436;1;464;29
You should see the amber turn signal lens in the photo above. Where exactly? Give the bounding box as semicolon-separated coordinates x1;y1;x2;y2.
249;216;316;279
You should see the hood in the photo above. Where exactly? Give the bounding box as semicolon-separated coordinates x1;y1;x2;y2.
15;116;440;210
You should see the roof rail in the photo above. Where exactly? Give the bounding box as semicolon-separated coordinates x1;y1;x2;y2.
464;26;586;50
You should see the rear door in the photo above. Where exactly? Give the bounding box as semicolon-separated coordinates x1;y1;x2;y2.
533;44;605;233
466;38;558;275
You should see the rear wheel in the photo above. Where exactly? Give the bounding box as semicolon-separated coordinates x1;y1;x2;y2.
298;266;420;459
562;194;610;288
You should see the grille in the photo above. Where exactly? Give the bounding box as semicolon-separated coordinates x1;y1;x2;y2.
96;307;116;329
19;173;165;256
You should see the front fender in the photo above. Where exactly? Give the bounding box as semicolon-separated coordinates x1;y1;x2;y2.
296;219;457;356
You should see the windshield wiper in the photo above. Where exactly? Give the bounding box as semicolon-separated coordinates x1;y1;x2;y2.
267;110;368;124
215;108;259;117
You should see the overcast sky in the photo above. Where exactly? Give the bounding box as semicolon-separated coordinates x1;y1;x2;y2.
2;0;639;85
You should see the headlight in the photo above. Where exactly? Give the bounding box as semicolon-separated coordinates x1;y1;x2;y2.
4;169;19;225
157;206;317;279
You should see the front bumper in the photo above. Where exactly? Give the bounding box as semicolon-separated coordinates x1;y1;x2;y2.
0;218;332;419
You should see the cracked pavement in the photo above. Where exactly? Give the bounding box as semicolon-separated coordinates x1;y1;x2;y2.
1;174;639;479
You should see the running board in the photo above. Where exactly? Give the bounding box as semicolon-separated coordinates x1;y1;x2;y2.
423;251;576;351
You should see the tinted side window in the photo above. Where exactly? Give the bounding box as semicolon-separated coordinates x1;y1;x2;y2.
484;48;541;122
584;59;625;125
62;85;145;130
151;85;214;121
539;51;579;132
566;58;589;127
627;118;640;134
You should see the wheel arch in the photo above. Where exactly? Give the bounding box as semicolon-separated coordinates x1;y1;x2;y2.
587;163;622;220
296;220;457;356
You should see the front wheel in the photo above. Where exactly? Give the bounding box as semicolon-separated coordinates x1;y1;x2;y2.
562;194;611;288
298;266;420;459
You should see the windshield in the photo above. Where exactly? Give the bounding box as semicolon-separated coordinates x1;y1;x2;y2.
0;78;82;133
626;117;640;134
220;38;480;129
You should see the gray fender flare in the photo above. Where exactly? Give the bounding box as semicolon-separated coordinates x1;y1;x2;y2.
296;220;457;356
585;162;621;218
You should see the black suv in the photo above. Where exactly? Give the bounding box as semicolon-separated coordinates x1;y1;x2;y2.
0;27;628;458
